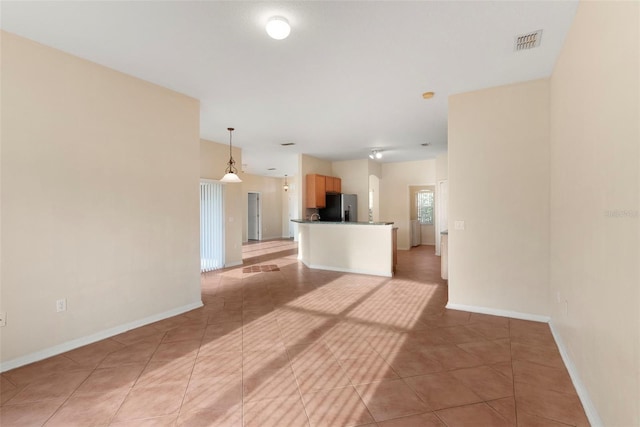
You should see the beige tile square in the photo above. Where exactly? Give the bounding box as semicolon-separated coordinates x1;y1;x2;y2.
436;402;510;426
113;384;186;422
6;370;92;405
450;365;514;401
293;361;352;393
404;372;482;410
355;378;430;421
243;368;299;402
303;386;374;427
514;382;589;427
45;391;127;426
0;400;63;425
181;375;242;414
244;397;309;427
377;412;446;427
74;364;145;396
176;407;242;426
339;353;398;385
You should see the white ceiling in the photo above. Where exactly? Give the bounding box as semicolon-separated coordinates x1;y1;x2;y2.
1;1;578;177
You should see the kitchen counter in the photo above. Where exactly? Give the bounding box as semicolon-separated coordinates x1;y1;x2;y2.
293;220;396;277
292;219;394;226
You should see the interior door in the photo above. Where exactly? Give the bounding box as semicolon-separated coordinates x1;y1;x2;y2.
248;192;260;240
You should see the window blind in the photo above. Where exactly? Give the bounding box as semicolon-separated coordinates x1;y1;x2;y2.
200;181;225;272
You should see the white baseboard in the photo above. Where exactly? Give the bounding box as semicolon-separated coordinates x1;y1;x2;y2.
549;322;603;427
445;302;602;426
445;303;551;323
297;258;392;278
0;301;203;373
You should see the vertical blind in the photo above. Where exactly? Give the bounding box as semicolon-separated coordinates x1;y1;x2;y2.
200;180;225;272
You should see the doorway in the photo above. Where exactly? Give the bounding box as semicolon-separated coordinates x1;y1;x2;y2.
247;192;261;241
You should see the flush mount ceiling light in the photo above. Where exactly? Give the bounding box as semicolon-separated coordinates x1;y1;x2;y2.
283;174;289;192
422;91;435;99
266;16;291;40
369;149;383;160
220;127;242;183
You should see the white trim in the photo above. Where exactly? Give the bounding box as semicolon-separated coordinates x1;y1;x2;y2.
549;322;603;427
445;303;551;323
0;301;203;373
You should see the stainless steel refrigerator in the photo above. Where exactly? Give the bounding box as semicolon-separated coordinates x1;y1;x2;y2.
319;194;358;222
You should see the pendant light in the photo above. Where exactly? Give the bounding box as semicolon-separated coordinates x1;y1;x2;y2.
220;127;242;183
283;175;289;192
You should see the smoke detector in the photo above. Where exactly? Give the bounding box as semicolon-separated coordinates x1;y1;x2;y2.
514;30;543;51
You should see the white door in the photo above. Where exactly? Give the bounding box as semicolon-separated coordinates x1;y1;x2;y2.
436;180;448;256
248;192;260;240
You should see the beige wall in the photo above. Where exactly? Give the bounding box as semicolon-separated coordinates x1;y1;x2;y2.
199;139;243;267
435;153;448;255
368;160;383;222
380;160;436;250
0;32;202;365
436;153;448;182
549;1;639;425
331;159;369;222
448;79;550;316
241;174;285;241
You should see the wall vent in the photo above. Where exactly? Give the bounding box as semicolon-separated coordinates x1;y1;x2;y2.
514;29;543;51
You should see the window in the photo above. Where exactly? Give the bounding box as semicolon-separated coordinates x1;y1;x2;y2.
416;190;434;225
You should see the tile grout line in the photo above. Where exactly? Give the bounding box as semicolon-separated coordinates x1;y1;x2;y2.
106;330;168;425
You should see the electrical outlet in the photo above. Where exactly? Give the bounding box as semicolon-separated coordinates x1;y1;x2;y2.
0;312;6;327
56;299;67;313
454;220;465;230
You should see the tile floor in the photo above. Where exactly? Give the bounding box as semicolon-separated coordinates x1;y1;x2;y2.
0;240;590;426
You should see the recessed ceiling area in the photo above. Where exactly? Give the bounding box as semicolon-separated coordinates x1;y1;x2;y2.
0;1;578;177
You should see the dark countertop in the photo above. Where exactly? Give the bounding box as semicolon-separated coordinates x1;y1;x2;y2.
441;230;448;235
291;219;394;226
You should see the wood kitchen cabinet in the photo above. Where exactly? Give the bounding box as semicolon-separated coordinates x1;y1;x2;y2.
306;174;327;208
326;176;342;193
306;174;343;208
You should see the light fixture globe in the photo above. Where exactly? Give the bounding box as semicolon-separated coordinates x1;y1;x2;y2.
369;149;383;160
266;16;291;40
221;172;242;183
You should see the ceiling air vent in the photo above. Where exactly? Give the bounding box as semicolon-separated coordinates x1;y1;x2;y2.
514;29;542;51
280;142;295;146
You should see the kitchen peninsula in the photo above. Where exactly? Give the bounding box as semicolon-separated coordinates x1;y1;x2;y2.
292;220;397;277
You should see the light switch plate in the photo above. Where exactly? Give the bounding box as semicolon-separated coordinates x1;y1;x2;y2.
454;220;465;230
